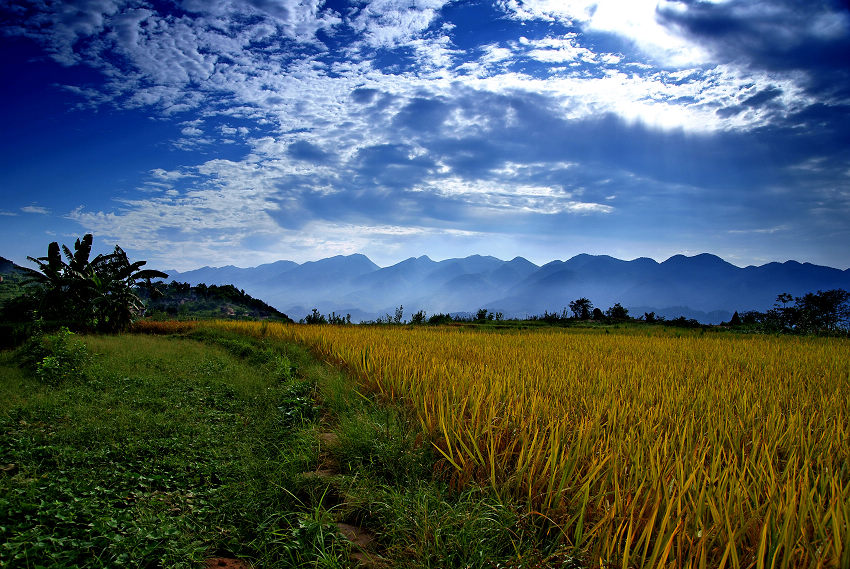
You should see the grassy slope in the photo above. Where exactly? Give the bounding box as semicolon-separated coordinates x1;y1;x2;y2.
0;328;567;568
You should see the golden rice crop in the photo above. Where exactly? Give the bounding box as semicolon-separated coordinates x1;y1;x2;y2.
205;321;849;569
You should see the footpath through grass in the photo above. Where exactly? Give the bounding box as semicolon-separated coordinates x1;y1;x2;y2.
1;326;570;568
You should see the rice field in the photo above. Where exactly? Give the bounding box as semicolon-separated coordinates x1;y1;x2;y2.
199;321;848;568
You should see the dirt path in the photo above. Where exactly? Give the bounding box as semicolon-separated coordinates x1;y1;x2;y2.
204;430;383;569
315;431;383;567
204;558;252;569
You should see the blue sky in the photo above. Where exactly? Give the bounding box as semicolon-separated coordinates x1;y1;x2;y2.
2;0;849;271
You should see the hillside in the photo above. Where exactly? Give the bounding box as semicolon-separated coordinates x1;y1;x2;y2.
139;281;292;322
0;256;35;306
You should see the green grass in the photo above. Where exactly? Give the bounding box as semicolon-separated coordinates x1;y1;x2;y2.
1;332;325;567
1;327;578;568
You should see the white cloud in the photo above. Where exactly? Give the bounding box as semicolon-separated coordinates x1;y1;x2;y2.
278;221;489;266
501;0;711;67
417;178;614;215
150;168;194;181
68;156;286;260
180;0;342;40
103;12;219;101
21;205;50;215
521;35;597;64
19;0;814;139
30;0;122;65
406;35;459;74
480;44;514;65
728;225;790;235
498;0;598;23
219;124;250;136
68;193;484;269
181;125;203;136
350;0;451;47
456;61;810;132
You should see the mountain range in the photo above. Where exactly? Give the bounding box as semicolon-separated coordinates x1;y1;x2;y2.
162;253;850;324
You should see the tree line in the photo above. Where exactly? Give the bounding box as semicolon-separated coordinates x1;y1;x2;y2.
302;290;850;334
729;290;850;334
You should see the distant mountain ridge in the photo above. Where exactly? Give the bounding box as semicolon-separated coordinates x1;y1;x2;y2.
164;253;850;324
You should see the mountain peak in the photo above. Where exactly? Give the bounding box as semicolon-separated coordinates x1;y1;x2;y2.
507;256;538;269
662;253;732;267
303;253;378;268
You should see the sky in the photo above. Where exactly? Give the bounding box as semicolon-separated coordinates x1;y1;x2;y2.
1;0;849;271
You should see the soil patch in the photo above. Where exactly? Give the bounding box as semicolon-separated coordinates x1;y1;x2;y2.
203;557;252;569
318;431;339;446
337;522;382;567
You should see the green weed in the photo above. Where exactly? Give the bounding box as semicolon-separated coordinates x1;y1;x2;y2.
333;405;435;486
17;326;90;385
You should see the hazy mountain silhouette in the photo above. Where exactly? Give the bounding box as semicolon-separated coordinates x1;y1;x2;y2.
169;260;298;288
164;253;850;323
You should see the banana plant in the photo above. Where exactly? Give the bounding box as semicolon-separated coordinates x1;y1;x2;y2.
26;234;167;332
26;241;65;287
87;246;167;332
26;240;89;328
62;233;93;274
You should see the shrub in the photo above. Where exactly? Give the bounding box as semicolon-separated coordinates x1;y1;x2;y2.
410;310;427;325
605;302;629;320
20;327;90;385
427;313;454;325
303;308;327;324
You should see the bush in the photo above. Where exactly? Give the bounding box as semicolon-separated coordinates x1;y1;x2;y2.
334;406;434;486
303;308;327;324
427;313;455;325
20;327;90;385
0;294;39;347
410;310;427;325
606;302;629;320
666;316;702;329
